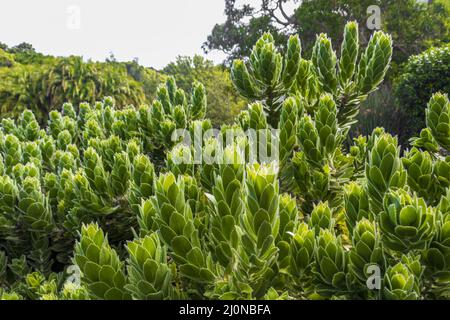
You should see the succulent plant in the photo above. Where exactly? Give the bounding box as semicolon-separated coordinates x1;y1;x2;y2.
312;34;338;95
129;154;155;217
125;233;177;299
365;133;406;214
383;255;422;300
402;147;439;204
278;97;299;167
422;199;450;297
425;93;450;151
289;223;315;288
380;190;435;252
276;193;299;270
74;223;129;300
150;173;218;286
207;144;245;268
348;219;384;288
308;201;333;235
239;162;280;296
357;31;393;96
344;182;371;234
312;229;348;296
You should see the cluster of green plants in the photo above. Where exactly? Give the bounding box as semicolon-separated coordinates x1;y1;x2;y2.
0;22;449;300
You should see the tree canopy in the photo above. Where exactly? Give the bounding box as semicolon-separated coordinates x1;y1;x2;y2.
204;0;449;65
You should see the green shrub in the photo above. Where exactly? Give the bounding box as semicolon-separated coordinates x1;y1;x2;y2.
394;45;450;137
0;23;449;301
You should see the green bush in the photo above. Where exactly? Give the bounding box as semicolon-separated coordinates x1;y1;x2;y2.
0;23;449;300
394;45;450;138
0;49;15;68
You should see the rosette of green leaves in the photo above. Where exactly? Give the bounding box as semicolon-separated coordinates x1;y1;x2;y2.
3;134;22;172
0;175;18;238
52;150;77;174
344;182;371;234
181;174;202;215
239;162;280;296
0;290;22;300
207;145;245;268
151;173;218;285
38;136;56;170
365;133;406;214
277;193;299;244
125;233;177;300
56;282;91;300
422;203;450;297
312;34;338;95
339;21;359;86
380;190;435;252
308;201;333;235
111;151;131;197
82;118;105;144
62;102;76;119
22;142;42;167
425;93;450;151
74;223;129;300
56;130;73;150
83;147;111;199
129;154;154;217
294;59;319;106
242;162;280;258
17;110;41;142
278;97;299;167
357;31;393;95
247;102;268;130
383;255;422;300
190;82;207;120
199;137;220;192
434;158;450;194
276;194;299;270
298;115;322;166
70;170;116;218
402;148;439;204
18;176;53;232
349;219;384;289
312;229;349;296
173;105;187;129
289;223;315;291
315;94;341;157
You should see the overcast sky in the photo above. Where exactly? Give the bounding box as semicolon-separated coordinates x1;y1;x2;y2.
0;0;259;69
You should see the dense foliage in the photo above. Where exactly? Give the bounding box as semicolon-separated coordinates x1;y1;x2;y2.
0;51;146;123
0;23;449;300
0;46;244;126
394;45;450;138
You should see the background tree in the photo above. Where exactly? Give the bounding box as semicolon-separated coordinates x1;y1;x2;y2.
0;56;146;122
205;0;449;66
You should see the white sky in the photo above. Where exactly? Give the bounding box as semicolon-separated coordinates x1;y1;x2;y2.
0;0;265;69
